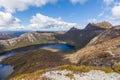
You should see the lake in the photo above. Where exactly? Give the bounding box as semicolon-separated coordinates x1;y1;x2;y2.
0;43;75;80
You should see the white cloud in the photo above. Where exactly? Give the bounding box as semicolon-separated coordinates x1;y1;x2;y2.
70;0;87;4
0;11;24;30
28;13;78;31
112;4;120;20
0;12;79;31
0;0;57;13
103;0;114;5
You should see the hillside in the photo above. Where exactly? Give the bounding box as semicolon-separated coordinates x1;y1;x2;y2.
69;26;120;68
88;26;120;45
0;32;59;53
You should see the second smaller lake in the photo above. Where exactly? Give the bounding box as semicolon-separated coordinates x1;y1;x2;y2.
0;64;13;80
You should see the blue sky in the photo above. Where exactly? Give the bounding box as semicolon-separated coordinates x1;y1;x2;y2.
0;0;120;31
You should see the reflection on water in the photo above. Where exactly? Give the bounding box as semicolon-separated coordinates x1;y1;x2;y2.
0;64;13;80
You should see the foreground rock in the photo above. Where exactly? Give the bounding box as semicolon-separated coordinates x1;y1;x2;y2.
41;70;120;80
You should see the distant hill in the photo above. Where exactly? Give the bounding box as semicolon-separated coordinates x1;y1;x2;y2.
0;31;27;40
0;32;59;52
0;32;17;40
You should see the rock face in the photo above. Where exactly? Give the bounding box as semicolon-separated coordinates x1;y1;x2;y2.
69;26;120;68
55;22;111;48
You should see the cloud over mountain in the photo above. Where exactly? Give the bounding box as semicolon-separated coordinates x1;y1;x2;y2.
28;13;78;31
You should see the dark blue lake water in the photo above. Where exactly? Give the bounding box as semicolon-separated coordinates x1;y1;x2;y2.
0;64;13;80
0;44;75;80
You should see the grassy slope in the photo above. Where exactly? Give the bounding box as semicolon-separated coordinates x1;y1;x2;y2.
68;37;120;67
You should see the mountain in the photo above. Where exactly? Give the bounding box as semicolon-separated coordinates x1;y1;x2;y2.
0;32;59;53
69;26;120;68
55;22;111;48
0;32;17;40
0;22;112;53
0;31;27;40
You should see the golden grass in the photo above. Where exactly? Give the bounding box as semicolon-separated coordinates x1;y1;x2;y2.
57;65;113;73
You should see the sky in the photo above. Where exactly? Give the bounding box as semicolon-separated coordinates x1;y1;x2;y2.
0;0;120;31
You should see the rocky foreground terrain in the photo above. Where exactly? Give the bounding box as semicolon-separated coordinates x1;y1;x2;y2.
40;70;120;80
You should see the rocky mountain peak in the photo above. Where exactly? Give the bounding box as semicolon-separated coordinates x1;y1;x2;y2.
85;23;104;30
96;21;112;29
85;22;112;30
69;27;78;31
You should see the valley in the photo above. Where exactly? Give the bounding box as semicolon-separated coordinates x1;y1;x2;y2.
0;22;120;80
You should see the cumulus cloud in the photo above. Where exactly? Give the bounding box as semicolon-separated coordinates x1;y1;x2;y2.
28;13;78;31
0;12;78;31
70;0;87;4
0;11;24;30
0;0;57;13
112;4;120;20
103;0;114;5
